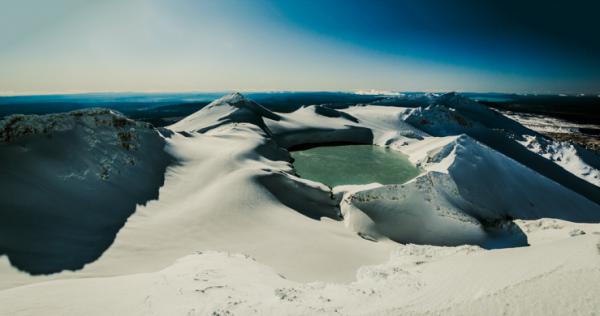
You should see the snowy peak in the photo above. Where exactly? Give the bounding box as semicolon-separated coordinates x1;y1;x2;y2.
433;92;487;111
200;92;280;120
430;93;530;134
433;92;465;105
222;92;245;103
169;93;281;133
205;92;250;109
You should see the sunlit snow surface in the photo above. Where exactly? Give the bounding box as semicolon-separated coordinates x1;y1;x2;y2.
1;93;600;316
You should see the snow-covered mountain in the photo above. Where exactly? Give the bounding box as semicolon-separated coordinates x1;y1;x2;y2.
1;93;600;315
0;109;172;274
169;92;282;134
404;93;600;193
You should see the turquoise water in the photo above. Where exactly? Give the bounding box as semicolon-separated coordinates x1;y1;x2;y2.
290;145;420;187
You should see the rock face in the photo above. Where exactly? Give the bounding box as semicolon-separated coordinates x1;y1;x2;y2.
0;109;173;274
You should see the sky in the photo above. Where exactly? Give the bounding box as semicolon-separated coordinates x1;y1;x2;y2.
1;0;599;95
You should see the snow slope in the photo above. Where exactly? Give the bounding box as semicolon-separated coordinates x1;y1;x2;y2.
340;133;600;247
1;220;598;316
170;92;282;135
1;93;600;315
518;134;600;186
403;93;600;196
0;109;172;275
0;118;393;290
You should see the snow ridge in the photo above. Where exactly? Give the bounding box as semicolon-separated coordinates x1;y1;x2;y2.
0;109;173;274
1;93;600;316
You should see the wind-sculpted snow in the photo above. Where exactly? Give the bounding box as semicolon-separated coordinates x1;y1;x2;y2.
2;93;600;315
343;172;492;246
446;136;600;222
341;133;600;249
257;173;342;220
518;134;600;186
265;105;374;149
343;172;529;248
0;109;173;274
3;224;600;316
170;93;373;149
404;94;600;204
169;93;600;247
169;92;281;134
341;105;427;146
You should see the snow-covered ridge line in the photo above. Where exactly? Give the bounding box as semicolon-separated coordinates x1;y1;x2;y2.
0;108;148;144
1;92;600;315
0;109;173;276
168;93;600;247
518;135;600;186
402;93;600;196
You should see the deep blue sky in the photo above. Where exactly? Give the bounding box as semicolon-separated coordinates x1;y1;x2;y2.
1;0;598;94
269;0;600;77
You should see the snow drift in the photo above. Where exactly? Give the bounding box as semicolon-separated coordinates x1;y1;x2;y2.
2;219;599;315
